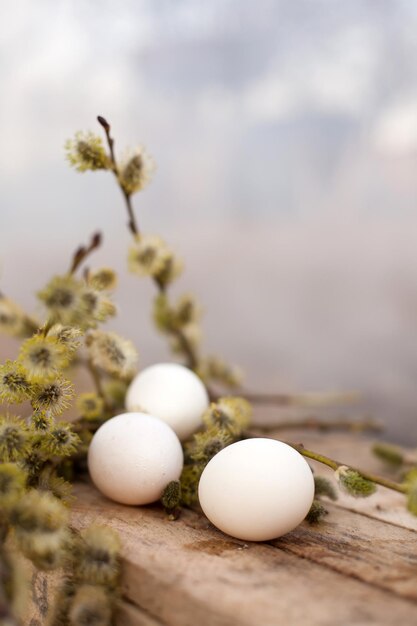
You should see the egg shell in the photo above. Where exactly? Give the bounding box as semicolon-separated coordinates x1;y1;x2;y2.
198;438;315;541
88;412;184;505
125;363;209;440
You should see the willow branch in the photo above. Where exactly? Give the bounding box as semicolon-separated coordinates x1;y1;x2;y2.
97;115;199;371
97;115;139;236
243;429;408;494
252;416;382;434
241;390;359;407
287;443;407;494
85;358;111;412
171;329;199;370
69;232;102;275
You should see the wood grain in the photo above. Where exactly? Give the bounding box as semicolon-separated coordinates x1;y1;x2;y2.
274;503;417;600
24;432;417;626
67;483;417;626
116;600;165;626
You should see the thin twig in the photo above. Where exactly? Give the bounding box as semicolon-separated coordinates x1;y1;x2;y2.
246;429;407;494
97;115;199;371
241;390;360;407
97;115;139;236
171;328;199;370
85;358;110;411
69;231;102;275
97;116;116;166
122;189;140;237
252;416;382;434
287;442;407;494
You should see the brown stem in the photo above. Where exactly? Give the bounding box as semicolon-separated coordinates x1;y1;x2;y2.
97;115;116;166
69;232;102;275
244;429;407;494
97;115;200;372
86;358;110;411
122;189;140;237
97;115;140;236
252;417;382;434
172;329;199;370
241;390;359;407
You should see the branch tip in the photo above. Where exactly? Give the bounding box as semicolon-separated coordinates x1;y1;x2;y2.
97;116;110;132
91;232;102;248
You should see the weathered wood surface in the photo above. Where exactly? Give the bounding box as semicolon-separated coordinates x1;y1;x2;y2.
27;431;417;626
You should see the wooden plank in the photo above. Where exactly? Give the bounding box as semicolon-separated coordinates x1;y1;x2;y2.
116;600;166;626
274;502;417;601
26;571;165;626
27;570;51;626
24;431;417;625
65;483;417;626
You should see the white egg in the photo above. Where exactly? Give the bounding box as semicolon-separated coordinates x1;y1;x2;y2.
125;363;209;441
198;438;314;541
88;412;183;505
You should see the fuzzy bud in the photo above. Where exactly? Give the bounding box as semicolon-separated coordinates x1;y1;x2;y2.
161;480;181;511
0;416;31;462
372;442;404;467
86;330;138;379
76;393;105;420
0;294;38;338
180;464;204;507
118;147;154;194
405;469;417;516
305;500;328;524
72;525;121;588
0;463;26;509
335;466;376;498
314;476;338;501
89;268;118;291
202;397;252;437
69;584;112;626
0;360;33;404
65;132;110;172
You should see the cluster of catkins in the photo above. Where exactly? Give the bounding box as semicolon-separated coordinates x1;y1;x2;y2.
0;255;138;624
162;396;253;516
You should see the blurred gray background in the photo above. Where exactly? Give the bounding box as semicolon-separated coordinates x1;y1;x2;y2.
1;0;417;441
